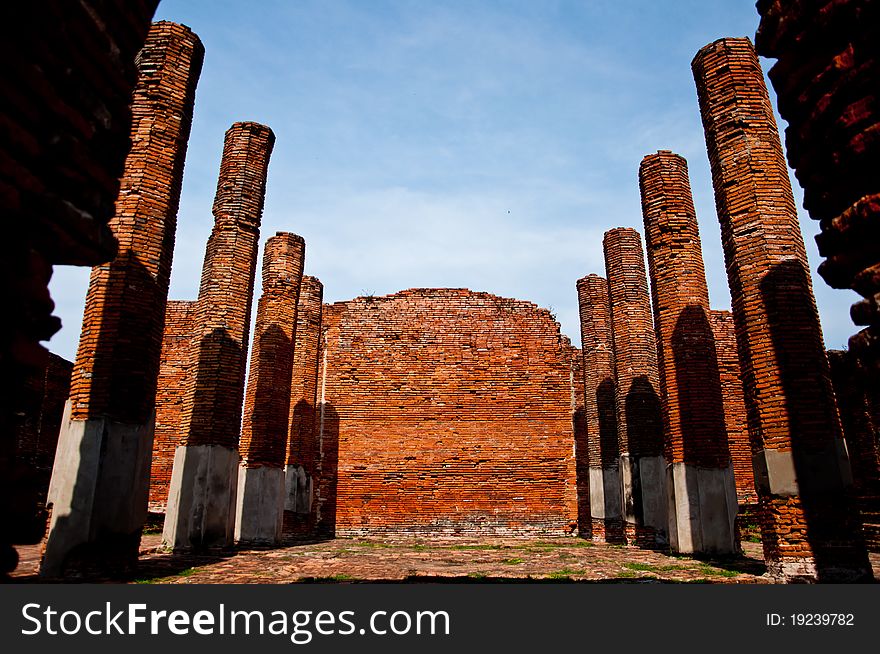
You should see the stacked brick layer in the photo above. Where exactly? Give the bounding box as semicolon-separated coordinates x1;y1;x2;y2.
0;1;157;573
149;300;195;511
756;0;880;371
640;152;730;469
180;123;274;449
710;310;756;505
603;228;663;459
240;233;305;467
69;22;203;424
286;276;324;471
576;275;621;541
319;289;578;536
693;37;871;580
828;350;880;551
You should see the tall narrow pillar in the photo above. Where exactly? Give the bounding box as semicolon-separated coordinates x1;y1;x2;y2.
603;229;667;547
41;22;203;576
710;310;756;509
570;345;591;538
693;37;871;581
163;122;275;550
283;275;324;537
235;233;305;545
640;151;737;554
576;275;623;543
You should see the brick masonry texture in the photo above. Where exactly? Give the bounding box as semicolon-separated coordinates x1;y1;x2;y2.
576;275;622;542
640;152;730;469
149;300;195;511
693;37;871;580
570;345;590;538
318;289;578;536
240;233;305;467
709;310;756;505
68;22;203;424
14;354;72;507
179;123;274;449
828;349;880;551
756;0;880;372
287;276;324;471
0;1;158;577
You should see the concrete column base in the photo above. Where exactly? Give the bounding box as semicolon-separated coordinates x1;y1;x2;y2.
620;454;668;547
667;462;737;555
589;465;624;543
162;444;239;551
40;401;154;577
235;465;285;545
284;464;313;514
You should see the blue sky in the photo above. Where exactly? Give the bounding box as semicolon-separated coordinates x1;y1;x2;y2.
49;0;860;360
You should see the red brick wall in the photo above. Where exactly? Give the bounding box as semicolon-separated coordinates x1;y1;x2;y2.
693;37;870;579
180;123;274;450
69;22;203;424
640;151;729;469
240;233;305;467
710;310;756;505
757;0;880;372
318;289;578;536
150;300;195;511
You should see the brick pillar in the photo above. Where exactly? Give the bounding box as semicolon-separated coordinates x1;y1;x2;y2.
283;275;323;537
756;1;880;376
41;22;203;576
163;122;275;550
576;275;623;543
709;310;756;508
639;151;737;555
602;229;667;548
235;233;305;545
570;346;591;538
693;37;871;581
149;300;195;512
828;350;880;552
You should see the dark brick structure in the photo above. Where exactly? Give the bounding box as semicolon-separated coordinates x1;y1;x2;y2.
693;37;872;581
570;345;590;539
603;228;667;548
576;275;623;543
163;122;274;551
236;233;305;544
0;0;158;579
317;289;577;536
640;151;737;554
756;0;880;375
41;21;203;577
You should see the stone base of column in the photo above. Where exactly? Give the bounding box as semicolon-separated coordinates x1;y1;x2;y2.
589;466;625;543
284;464;313;514
620;454;668;548
40;401;154;577
235;464;285;545
162;444;238;551
667;462;738;555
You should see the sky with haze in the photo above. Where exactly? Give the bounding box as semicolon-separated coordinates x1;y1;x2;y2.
48;0;860;361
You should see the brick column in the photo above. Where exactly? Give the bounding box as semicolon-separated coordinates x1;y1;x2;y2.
149;300;195;512
41;22;203;576
602;229;667;547
570;346;591;538
756;0;880;375
640;151;737;554
235;233;305;544
163;122;275;550
576;275;623;543
693;37;871;581
284;275;323;536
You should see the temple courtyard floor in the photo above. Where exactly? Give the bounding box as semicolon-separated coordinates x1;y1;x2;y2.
12;533;880;584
